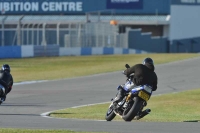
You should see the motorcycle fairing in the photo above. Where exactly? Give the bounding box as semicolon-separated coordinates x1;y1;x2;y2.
123;80;134;91
131;85;153;94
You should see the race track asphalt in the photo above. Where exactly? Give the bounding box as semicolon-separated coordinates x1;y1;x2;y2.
0;57;200;133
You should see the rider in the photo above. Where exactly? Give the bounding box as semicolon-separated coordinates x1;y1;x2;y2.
113;57;158;104
0;64;13;104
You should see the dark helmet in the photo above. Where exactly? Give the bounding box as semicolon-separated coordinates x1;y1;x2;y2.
143;58;154;65
143;58;155;71
2;64;11;73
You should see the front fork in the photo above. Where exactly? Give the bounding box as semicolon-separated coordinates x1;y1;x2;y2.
125;92;132;102
123;92;132;108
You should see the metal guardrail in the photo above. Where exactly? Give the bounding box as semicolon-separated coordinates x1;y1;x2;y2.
0;15;129;48
0;13;169;48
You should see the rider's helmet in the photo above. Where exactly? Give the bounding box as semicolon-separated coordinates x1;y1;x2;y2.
143;58;154;65
2;64;11;73
143;58;155;71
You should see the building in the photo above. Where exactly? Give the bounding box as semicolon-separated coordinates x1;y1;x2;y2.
0;0;200;58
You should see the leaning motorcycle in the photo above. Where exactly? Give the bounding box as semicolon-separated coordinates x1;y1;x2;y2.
0;84;6;105
105;64;153;121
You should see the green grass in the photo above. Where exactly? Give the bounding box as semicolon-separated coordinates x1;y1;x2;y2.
0;53;200;82
144;89;200;122
50;88;200;122
0;129;107;133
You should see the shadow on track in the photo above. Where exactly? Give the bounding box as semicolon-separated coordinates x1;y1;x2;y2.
50;112;75;115
183;120;200;122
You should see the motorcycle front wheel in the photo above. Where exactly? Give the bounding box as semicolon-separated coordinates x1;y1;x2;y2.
105;102;116;121
122;97;143;121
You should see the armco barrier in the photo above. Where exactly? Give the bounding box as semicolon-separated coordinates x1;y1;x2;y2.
81;47;92;55
21;45;34;57
0;46;21;58
0;46;149;59
59;47;148;56
34;45;59;57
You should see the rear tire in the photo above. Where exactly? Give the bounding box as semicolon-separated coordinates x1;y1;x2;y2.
105;102;116;121
122;97;143;121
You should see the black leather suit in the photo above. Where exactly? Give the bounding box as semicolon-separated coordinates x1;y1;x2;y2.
0;70;13;95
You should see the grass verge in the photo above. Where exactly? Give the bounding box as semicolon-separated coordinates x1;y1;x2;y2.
0;53;200;82
50;88;200;122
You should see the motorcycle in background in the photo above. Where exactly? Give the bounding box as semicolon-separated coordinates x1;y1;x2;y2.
0;84;6;105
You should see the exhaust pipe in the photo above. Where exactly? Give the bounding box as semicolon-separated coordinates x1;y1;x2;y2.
134;109;151;120
139;109;151;118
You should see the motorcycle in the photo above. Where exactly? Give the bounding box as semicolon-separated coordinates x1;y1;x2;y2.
0;84;6;105
105;64;153;121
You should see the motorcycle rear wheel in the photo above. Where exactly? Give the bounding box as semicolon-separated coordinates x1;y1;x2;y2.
122;97;143;121
105;102;116;121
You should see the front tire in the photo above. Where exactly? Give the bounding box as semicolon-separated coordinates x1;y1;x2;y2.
122;97;143;121
105;102;116;121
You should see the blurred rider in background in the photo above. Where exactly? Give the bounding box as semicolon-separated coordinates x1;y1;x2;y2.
0;64;13;104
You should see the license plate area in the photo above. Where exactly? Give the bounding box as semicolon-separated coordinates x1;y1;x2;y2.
138;91;150;101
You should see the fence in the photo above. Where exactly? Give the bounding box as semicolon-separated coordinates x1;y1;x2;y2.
0;15;128;48
3;14;198;54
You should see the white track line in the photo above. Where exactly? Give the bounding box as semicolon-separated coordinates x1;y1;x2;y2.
40;102;110;119
40;94;165;119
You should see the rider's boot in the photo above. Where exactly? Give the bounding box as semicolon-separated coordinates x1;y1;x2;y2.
0;95;6;105
1;95;6;102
